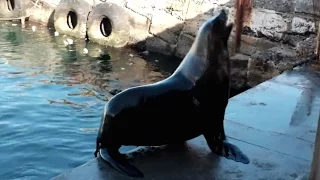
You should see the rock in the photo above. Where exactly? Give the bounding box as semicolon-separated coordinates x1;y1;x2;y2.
291;17;316;34
145;36;175;56
252;0;293;13
183;2;232;37
227;35;277;56
109;88;122;95
247;46;308;87
27;2;56;26
125;0;156;19
296;34;317;59
183;12;213;37
251;9;289;41
175;33;195;58
293;0;319;16
154;0;189;21
138;50;149;57
239;35;277;55
230;54;250;90
149;9;184;44
127;8;152;45
282;34;307;47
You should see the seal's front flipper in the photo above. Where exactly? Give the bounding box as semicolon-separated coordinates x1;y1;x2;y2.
99;148;144;178
204;134;250;164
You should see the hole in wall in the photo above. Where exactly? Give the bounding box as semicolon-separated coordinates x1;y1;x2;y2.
100;17;112;37
6;0;15;11
67;11;78;29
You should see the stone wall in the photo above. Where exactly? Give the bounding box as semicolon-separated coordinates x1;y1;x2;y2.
27;0;319;58
24;0;318;89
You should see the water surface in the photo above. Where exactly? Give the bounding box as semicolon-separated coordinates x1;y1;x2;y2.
0;21;181;180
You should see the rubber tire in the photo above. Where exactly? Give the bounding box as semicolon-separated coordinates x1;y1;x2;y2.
53;0;92;39
87;2;131;48
0;0;29;18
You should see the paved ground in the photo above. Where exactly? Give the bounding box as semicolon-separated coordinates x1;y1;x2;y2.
52;65;320;180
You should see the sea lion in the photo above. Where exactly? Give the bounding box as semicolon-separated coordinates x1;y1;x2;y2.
94;9;250;178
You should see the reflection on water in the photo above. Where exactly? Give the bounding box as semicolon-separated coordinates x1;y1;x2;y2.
0;21;181;180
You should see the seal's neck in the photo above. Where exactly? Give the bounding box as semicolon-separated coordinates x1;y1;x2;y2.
171;32;216;84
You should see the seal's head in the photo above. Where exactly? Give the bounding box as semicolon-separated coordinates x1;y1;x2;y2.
192;9;233;68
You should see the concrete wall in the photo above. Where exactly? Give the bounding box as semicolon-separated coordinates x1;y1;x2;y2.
27;0;318;58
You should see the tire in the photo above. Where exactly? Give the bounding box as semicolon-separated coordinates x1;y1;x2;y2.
87;2;131;48
0;0;29;18
53;0;92;39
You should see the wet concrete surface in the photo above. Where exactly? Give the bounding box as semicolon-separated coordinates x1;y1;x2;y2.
226;65;320;143
52;65;320;180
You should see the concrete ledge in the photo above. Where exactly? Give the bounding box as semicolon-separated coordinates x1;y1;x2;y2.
52;135;310;180
51;65;320;180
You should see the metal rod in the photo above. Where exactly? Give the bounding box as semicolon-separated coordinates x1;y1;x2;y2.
309;111;320;180
234;0;243;53
234;0;251;53
316;22;320;61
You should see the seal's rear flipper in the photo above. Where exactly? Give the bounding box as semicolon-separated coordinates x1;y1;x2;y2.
204;134;250;164
99;148;144;178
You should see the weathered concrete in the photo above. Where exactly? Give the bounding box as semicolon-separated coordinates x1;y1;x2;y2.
51;64;320;180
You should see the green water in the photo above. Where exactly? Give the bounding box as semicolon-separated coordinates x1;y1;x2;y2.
0;21;181;180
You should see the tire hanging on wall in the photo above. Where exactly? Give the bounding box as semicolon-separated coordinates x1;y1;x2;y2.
0;0;29;18
53;0;93;39
86;2;131;48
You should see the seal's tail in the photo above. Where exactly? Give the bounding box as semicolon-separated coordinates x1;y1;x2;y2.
100;149;144;178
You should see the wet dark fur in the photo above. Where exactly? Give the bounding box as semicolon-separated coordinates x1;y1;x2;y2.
94;10;249;178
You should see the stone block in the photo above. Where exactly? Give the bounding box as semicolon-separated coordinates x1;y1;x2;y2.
228;35;277;56
282;34;309;47
175;33;195;58
127;9;152;44
240;35;278;55
294;0;319;15
96;0;126;6
185;0;218;20
296;35;317;58
247;46;307;87
42;0;61;6
150;9;184;45
252;0;294;13
246;9;289;41
291;17;316;34
230;53;250;90
145;36;175;56
154;0;189;21
125;0;156;18
183;0;216;37
184;6;234;37
226;7;236;26
183;13;212;37
28;3;56;26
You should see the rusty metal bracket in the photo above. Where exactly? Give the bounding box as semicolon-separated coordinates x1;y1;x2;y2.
234;0;252;53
